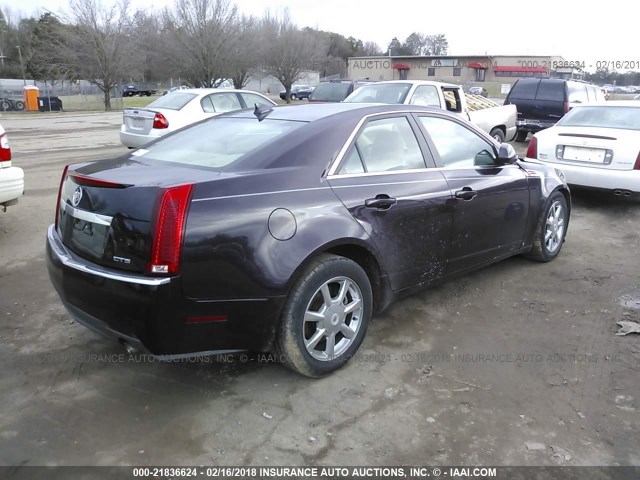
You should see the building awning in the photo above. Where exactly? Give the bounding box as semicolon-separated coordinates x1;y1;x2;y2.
493;66;548;73
469;62;487;69
393;63;411;70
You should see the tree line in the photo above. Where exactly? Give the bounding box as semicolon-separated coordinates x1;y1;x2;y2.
0;0;454;110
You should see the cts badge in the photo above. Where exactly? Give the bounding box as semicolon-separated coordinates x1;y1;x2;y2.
72;186;83;207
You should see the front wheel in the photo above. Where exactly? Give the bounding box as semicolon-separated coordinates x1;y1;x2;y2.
490;127;505;143
525;192;568;262
275;254;372;377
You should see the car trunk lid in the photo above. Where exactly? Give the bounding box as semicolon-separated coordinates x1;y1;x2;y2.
56;157;219;275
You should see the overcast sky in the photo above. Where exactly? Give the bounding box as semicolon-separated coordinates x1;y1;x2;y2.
6;0;640;72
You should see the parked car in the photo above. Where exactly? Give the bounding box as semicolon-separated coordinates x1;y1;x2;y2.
466;86;488;97
505;78;607;142
47;103;570;377
344;80;517;142
120;88;276;148
0;125;24;211
525;101;640;195
279;85;313;100
308;80;373;103
122;85;157;97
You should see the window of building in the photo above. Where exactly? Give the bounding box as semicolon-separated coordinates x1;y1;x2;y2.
475;69;486;82
453;67;462;77
427;67;436;77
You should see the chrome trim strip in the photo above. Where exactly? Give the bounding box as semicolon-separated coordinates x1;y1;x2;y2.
193;186;331;203
47;224;170;286
61;201;113;226
331;179;446;189
328;167;433;179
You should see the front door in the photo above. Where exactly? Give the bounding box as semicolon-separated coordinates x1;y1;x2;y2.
415;113;530;274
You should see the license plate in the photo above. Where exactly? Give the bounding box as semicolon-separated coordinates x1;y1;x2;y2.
69;218;109;258
132;118;145;129
563;146;605;163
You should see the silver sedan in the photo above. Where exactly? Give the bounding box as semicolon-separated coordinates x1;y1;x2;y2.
120;89;276;148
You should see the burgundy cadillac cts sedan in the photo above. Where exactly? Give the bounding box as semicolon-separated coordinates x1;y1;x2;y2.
46;103;570;377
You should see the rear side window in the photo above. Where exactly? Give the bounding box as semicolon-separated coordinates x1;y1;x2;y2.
137;118;303;169
536;81;565;101
508;79;539;99
147;93;197;111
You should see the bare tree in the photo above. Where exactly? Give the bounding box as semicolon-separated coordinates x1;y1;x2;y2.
61;0;142;110
362;41;383;56
261;11;326;104
226;15;259;89
169;0;237;87
425;34;448;55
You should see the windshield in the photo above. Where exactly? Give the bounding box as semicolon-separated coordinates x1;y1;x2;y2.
135;117;304;169
147;92;197;111
558;106;640;130
310;83;351;102
344;83;412;104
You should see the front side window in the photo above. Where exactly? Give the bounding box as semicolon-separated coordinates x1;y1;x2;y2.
338;116;425;174
419;116;496;168
344;83;412;104
409;85;440;107
240;93;273;109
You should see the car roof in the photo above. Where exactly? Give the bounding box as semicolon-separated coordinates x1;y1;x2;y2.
171;88;261;95
230;102;445;122
362;80;459;89
573;100;640;107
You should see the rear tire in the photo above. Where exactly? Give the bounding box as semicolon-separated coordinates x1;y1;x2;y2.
0;100;11;111
525;191;568;262
14;100;25;111
490;127;505;143
275;254;372;377
515;130;528;142
290;93;297;100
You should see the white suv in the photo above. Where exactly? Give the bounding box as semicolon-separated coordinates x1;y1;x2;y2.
0;124;24;211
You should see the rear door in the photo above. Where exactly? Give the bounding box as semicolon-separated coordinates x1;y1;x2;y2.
200;92;243;115
327;114;453;292
415;113;530;273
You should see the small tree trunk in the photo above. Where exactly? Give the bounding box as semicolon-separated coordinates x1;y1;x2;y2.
285;85;291;104
104;89;112;111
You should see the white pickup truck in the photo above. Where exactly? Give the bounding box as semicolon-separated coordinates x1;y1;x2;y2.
344;80;517;143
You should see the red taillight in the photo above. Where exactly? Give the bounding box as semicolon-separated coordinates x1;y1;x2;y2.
148;184;193;275
634;151;640;170
526;136;538;159
55;165;69;229
563;101;570;114
0;133;11;161
68;171;129;188
152;113;169;129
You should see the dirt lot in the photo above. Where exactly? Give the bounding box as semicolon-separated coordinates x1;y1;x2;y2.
0;112;638;467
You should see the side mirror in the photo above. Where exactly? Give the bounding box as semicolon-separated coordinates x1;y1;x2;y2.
496;143;518;164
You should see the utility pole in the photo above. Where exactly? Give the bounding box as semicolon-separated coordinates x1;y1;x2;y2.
16;45;26;85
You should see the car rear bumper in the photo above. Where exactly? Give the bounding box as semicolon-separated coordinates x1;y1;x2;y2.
517;119;557;133
529;159;640;192
119;128;163;148
46;224;284;355
0;166;24;205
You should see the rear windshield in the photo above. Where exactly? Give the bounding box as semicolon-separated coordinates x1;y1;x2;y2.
344;83;411;104
557;106;640;130
535;81;565;101
311;83;351;102
135;117;304;169
147;92;197;111
508;79;539;99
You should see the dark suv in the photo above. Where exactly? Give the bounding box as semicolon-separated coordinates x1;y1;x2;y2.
505;78;606;141
308;80;374;103
279;84;313;101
